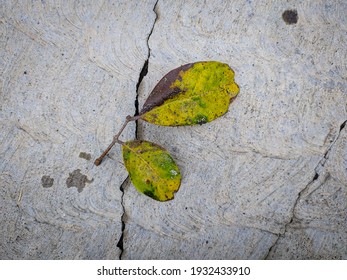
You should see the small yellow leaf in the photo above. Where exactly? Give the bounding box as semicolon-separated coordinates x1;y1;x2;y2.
122;140;181;201
140;61;239;126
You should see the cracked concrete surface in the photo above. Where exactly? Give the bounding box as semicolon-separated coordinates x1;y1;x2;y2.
267;121;347;259
116;0;159;259
1;0;346;260
265;120;347;259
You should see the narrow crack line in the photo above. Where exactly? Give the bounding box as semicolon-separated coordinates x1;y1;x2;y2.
134;0;159;139
116;1;159;260
264;119;347;259
116;176;129;260
263;234;280;259
314;119;347;174
289;119;346;218
265;167;324;259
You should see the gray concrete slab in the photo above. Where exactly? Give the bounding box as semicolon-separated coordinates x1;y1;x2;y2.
1;0;346;259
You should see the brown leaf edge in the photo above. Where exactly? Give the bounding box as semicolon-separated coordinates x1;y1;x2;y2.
139;62;194;115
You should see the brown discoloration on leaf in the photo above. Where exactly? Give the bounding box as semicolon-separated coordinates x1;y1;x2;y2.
140;63;193;114
140;61;239;126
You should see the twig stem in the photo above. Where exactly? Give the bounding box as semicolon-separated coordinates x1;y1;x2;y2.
94;115;141;166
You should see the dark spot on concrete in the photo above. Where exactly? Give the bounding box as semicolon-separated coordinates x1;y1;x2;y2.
282;9;298;25
23;71;27;75
66;169;94;193
79;152;91;161
41;175;54;188
313;173;319;181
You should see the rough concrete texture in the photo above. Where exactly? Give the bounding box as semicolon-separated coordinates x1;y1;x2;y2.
0;0;346;259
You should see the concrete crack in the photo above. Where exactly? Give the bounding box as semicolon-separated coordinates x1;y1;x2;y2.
134;0;159;139
264;119;347;259
116;176;129;259
116;0;159;260
313;119;346;178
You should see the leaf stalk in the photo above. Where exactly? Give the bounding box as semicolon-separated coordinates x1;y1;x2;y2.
94;115;141;166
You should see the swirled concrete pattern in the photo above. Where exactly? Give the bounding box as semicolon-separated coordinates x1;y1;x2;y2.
1;0;346;259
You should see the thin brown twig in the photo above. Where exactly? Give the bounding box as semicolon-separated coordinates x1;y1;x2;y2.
94;115;141;166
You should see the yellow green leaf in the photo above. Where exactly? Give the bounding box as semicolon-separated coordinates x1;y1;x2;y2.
140;61;239;126
122;140;181;201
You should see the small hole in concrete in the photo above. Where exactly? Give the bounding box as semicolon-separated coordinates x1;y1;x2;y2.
282;9;298;25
